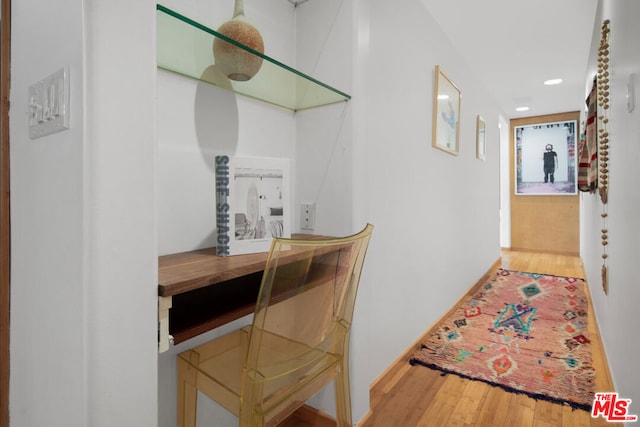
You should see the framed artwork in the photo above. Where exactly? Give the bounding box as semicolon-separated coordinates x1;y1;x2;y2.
514;120;578;195
432;65;461;155
476;115;486;160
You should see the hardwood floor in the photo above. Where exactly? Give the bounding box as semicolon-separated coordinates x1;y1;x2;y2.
286;250;619;426
358;250;618;427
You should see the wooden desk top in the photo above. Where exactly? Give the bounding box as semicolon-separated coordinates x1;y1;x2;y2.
158;248;270;297
158;234;331;298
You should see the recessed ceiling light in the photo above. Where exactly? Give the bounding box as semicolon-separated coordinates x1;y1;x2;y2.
544;78;563;86
516;106;530;112
437;94;450;100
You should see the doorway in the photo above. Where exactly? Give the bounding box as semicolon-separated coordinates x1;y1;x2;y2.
509;112;580;254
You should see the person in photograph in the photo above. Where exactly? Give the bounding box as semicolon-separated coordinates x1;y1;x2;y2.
543;144;558;183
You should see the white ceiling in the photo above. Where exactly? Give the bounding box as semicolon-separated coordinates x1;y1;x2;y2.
422;0;599;119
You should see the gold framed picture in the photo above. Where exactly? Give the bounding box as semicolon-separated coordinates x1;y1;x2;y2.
432;65;461;156
476;115;486;160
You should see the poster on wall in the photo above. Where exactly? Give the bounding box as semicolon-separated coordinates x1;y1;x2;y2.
215;155;290;256
514;120;578;195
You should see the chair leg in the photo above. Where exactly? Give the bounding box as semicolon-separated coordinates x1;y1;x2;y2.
177;357;198;427
334;362;353;427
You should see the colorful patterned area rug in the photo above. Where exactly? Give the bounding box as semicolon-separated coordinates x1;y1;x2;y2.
410;269;595;411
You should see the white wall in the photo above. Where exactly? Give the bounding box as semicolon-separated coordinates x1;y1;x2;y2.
10;1;86;425
346;0;503;420
156;70;296;255
10;1;157;427
581;0;640;410
295;0;355;238
83;2;158;426
498;114;511;248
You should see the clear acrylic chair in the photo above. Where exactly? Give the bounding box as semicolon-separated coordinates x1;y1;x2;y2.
177;224;373;427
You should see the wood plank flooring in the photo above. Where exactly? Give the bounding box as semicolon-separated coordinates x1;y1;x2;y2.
358;250;617;427
286;250;618;427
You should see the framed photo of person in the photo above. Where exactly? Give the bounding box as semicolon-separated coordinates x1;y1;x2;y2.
514;120;578;195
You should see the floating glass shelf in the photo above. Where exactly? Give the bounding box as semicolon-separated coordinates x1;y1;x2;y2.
157;4;351;111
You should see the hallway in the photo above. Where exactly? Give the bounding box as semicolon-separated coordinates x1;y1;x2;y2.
356;250;617;426
6;2;638;426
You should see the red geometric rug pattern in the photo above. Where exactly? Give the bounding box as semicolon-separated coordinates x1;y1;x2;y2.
410;269;595;411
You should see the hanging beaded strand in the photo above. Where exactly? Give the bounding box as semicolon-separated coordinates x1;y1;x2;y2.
597;19;610;294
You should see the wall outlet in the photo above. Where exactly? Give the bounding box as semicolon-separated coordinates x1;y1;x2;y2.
300;203;315;230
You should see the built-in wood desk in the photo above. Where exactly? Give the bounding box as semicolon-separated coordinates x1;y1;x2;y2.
157;235;329;352
158;248;270;351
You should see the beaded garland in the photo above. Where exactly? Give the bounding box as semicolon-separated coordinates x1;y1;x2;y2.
597;19;610;294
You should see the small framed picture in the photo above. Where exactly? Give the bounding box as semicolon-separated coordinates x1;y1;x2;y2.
476;115;486;160
432;65;461;156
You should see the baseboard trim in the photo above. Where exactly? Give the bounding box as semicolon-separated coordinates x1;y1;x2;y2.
508;246;580;257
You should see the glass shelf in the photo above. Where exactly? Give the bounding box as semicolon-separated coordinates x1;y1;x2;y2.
157;4;351;111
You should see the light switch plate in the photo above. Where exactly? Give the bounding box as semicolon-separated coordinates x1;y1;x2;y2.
28;66;70;139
